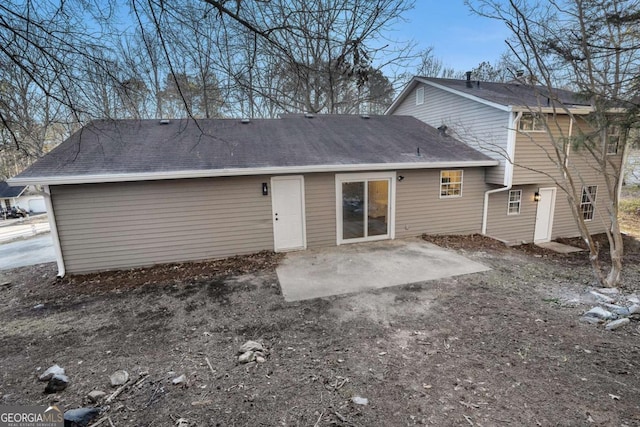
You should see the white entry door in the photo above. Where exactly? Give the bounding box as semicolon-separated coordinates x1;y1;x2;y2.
271;176;306;252
534;187;557;243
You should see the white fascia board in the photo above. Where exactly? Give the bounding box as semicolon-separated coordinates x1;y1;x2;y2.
510;105;594;114
8;160;500;186
418;78;511;112
509;105;627;115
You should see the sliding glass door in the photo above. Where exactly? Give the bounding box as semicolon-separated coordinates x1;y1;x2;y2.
337;173;394;244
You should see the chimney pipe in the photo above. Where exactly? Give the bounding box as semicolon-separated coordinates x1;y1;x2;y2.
466;71;473;88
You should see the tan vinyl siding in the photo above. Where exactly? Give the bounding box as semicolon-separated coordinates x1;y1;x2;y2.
551;179;611;239
51;177;274;274
485;186;538;244
392;83;509;184
395;168;487;237
512;116;570;184
304;173;336;248
486;182;612;244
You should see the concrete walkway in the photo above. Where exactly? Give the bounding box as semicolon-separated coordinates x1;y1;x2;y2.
277;238;491;301
536;241;584;254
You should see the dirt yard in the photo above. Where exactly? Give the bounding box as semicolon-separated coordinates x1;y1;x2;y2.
1;229;640;427
2;186;640;426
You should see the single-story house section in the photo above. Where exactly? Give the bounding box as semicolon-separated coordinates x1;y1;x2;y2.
0;181;46;214
9;115;498;276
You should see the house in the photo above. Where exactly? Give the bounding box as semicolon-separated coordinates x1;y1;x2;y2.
0;181;46;214
386;75;623;246
9;115;498;275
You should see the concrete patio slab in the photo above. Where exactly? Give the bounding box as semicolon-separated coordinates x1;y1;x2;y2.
277;238;491;301
536;241;584;254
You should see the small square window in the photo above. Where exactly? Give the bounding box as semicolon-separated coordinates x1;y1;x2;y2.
440;170;463;198
519;113;545;132
416;86;425;106
580;185;597;221
507;190;522;215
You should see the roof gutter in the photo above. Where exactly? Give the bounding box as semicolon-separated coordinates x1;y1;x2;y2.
481;111;521;235
8;160;499;186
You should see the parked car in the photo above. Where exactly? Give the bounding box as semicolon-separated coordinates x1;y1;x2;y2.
5;207;28;219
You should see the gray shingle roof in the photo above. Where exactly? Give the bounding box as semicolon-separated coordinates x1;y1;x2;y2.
419;77;592;108
0;182;26;198
13;115;496;184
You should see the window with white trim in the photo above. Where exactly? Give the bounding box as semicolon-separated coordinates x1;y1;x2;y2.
416;86;425;105
507;190;522;215
607;125;620;155
440;170;463;198
519;113;545;132
580;185;597;221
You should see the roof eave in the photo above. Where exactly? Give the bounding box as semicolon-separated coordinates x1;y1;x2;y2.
8;160;500;186
510;105;627;114
418;78;511;112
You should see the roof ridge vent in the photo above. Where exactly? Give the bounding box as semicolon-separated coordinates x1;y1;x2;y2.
159;119;170;125
304;112;315;118
241;118;251;124
361;114;370;119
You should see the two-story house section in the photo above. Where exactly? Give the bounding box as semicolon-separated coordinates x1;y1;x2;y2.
387;75;623;245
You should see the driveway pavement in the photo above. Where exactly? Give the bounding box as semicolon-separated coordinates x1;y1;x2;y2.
277;238;491;301
0;215;50;243
0;235;56;270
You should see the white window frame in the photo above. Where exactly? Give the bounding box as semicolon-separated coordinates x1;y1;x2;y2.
606;125;620;155
439;170;463;198
335;172;396;245
507;189;522;215
416;86;425;106
580;185;597;221
518;113;545;132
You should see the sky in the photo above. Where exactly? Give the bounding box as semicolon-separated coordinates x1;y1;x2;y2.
391;1;512;72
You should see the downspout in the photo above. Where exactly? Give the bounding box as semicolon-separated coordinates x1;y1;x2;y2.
482;111;522;235
43;185;66;277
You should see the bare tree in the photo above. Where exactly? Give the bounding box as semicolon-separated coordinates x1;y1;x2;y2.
468;0;640;286
0;0;415;173
414;46;456;78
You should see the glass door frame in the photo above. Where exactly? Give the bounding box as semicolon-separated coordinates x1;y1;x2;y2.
335;172;396;245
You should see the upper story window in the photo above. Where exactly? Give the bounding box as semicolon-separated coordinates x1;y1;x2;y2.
440;170;463;198
607;125;620;155
416;86;425;106
519;113;545;132
507;190;522;215
580;185;597;221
